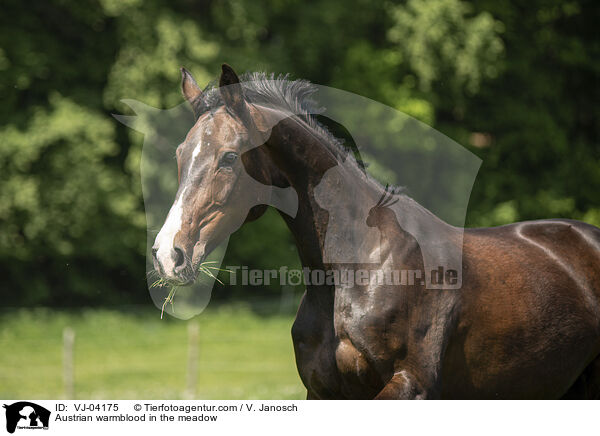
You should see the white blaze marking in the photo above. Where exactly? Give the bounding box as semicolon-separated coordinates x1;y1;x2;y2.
191;139;203;163
155;119;211;275
187;138;206;180
155;186;187;274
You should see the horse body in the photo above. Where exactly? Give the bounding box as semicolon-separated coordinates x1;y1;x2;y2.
153;65;600;399
445;220;600;399
291;218;600;399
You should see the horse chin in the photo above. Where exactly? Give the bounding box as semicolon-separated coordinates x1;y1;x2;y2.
178;276;196;287
159;270;195;287
192;234;222;267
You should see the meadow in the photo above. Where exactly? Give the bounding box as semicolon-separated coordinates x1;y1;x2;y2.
0;303;305;400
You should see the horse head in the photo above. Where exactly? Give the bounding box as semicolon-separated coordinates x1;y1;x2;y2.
152;65;292;285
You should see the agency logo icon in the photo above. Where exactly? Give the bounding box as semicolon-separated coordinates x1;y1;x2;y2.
3;402;50;434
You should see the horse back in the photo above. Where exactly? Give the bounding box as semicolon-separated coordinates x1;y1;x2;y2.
443;219;600;398
464;218;600;303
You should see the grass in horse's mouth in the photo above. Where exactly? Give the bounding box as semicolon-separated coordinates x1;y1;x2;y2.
150;261;232;319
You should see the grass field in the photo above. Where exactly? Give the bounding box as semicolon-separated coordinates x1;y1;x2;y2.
0;303;305;400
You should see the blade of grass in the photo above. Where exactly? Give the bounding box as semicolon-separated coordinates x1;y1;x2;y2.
150;262;233;318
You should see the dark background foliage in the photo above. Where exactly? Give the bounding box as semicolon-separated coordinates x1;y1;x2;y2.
1;0;597;307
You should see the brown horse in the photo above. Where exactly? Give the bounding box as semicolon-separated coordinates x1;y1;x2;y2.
152;64;600;399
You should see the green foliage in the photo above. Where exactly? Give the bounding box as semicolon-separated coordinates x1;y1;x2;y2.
458;0;599;228
388;0;504;96
0;0;597;306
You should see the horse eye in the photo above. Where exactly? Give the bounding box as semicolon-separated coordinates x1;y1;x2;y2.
220;151;238;166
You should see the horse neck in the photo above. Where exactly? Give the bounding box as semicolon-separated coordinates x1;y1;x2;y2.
261;112;339;269
257;107;456;300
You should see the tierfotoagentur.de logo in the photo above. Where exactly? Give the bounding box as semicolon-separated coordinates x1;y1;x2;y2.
3;402;50;434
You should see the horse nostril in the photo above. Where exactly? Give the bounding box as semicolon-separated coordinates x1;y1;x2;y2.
173;246;185;271
152;247;158;260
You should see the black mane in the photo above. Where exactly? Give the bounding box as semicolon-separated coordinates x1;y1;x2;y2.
198;72;369;171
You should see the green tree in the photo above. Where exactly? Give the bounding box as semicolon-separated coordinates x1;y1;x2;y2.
1;0;596;307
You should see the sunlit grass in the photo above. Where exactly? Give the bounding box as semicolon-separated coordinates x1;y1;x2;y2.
0;304;304;400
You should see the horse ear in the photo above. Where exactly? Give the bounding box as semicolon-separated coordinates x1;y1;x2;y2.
180;67;204;118
219;64;266;145
219;64;245;113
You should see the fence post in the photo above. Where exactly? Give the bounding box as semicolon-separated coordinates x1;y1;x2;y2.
185;321;199;399
63;327;75;399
